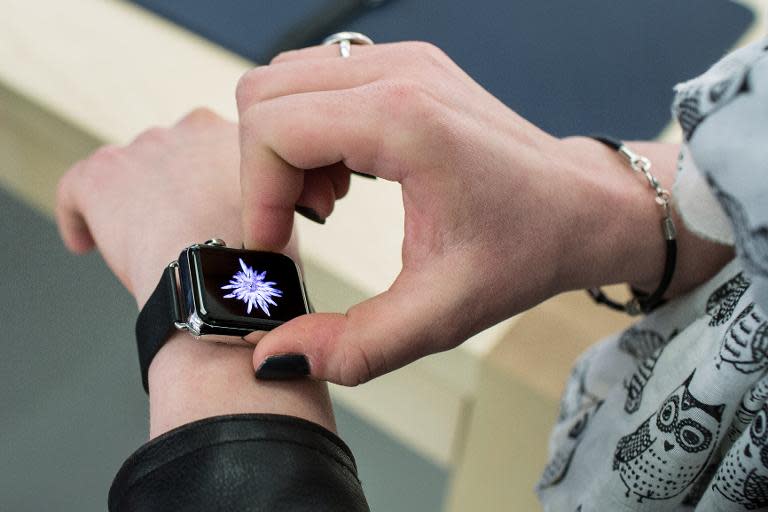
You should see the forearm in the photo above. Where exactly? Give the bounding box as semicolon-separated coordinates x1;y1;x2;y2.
560;136;733;300
110;308;368;512
54;111;369;511
148;333;336;438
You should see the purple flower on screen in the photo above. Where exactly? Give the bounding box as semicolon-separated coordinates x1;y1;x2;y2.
221;258;283;316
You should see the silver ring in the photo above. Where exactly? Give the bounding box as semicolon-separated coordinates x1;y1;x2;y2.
322;31;374;58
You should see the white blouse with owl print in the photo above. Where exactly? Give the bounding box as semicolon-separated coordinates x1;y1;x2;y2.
537;38;768;511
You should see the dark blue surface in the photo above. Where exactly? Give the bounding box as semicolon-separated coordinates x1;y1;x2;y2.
132;0;752;139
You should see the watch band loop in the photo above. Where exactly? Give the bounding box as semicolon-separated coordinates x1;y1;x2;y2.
135;263;181;393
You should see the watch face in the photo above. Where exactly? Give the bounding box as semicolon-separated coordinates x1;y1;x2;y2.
192;246;308;328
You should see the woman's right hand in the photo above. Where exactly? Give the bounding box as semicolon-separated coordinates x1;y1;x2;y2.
236;42;667;386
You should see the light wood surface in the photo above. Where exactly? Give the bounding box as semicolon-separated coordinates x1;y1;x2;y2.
444;290;633;511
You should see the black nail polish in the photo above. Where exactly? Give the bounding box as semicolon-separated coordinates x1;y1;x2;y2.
351;171;377;180
255;354;310;380
294;205;326;224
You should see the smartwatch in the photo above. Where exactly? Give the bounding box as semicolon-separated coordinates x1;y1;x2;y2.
135;239;310;392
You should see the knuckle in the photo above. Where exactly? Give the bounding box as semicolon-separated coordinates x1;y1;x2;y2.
63;165;97;200
407;41;448;64
88;144;123;164
379;79;430;111
236;67;270;110
76;143;127;190
178;106;221;126
131;126;168;146
269;50;296;65
370;78;448;151
396;41;453;75
411;40;444;58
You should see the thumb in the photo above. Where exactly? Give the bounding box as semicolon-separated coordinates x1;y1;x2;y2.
249;274;455;386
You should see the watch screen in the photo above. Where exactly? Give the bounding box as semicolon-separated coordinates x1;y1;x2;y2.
194;247;308;327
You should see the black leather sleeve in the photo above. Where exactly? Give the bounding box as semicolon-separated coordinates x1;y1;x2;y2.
108;414;370;512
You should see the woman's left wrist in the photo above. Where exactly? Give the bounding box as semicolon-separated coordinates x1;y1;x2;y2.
148;334;336;438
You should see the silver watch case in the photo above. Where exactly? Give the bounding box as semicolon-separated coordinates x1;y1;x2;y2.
169;239;309;345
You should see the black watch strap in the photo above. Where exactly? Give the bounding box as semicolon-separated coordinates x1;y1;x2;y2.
135;265;182;393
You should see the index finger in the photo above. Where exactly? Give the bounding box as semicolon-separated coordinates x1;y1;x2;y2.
239;87;388;251
239;138;304;251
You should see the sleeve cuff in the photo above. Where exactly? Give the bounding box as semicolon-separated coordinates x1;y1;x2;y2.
109;413;367;512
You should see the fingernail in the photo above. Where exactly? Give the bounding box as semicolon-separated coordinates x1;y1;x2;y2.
351;171;377;180
255;354;310;380
244;330;266;344
294;205;325;224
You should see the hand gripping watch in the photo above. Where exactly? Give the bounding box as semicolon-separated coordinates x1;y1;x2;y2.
135;239;310;392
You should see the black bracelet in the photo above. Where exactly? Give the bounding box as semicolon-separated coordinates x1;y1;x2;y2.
586;135;677;315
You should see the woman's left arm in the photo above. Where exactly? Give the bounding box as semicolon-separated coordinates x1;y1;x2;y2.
55;110;369;512
109;334;368;512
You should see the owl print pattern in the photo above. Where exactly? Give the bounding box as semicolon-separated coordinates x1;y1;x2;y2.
556;355;601;423
713;403;768;510
729;377;768;444
675;92;703;141
707;272;752;326
681;462;720;507
717;302;768;374
708;181;768;281
672;67;750;141
613;371;725;503
619;328;677;414
624;347;666;415
618;327;667;360
538;402;602;490
538;38;768;511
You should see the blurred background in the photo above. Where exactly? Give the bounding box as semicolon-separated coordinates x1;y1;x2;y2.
0;1;763;510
